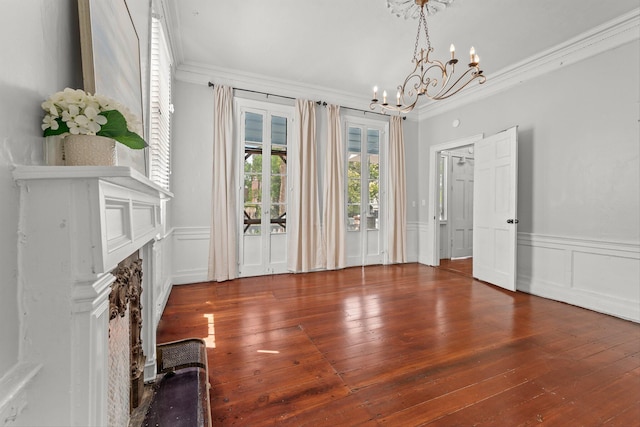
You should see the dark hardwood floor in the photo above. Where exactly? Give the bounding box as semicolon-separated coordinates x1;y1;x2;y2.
156;263;640;426
438;258;473;278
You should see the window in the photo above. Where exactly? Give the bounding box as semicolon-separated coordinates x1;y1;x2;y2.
148;16;172;191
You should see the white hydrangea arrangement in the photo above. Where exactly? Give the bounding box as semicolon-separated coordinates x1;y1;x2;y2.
41;88;147;149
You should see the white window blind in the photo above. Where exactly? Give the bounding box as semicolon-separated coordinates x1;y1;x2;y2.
149;17;172;191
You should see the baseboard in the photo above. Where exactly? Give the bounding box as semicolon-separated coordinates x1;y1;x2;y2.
172;270;209;285
155;277;173;325
518;274;639;322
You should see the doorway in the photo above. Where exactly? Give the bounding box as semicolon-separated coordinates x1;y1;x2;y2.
439;146;475;261
426;134;483;268
426;128;519;291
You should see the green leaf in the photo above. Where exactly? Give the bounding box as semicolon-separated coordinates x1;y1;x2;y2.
97;110;128;137
43;118;69;136
112;131;148;149
98;109;147;149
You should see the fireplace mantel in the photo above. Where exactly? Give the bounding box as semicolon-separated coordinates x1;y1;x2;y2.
12;165;172;426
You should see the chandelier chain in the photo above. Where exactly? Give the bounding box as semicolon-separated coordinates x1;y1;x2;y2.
412;5;432;61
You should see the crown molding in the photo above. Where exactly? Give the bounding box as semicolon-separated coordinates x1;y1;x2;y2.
174;62;422;121
174;62;423;121
416;8;640;120
172;8;639;123
160;0;184;66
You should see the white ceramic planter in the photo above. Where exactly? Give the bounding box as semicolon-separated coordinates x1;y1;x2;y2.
64;134;117;166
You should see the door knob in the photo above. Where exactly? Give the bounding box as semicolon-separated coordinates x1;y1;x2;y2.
507;219;519;224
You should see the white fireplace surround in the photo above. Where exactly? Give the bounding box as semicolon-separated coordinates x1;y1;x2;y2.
6;166;172;427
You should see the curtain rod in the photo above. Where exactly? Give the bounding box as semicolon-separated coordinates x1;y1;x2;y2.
207;82;405;120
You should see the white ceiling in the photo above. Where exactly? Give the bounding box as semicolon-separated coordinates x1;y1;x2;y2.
164;0;638;102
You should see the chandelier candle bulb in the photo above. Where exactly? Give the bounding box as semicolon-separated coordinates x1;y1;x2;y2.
373;86;378;101
396;91;401;105
450;44;455;59
383;90;387;104
469;46;475;63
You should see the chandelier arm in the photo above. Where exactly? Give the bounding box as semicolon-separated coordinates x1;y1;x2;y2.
417;62;448;92
371;95;420;115
400;64;425;99
431;69;486;100
422;62;454;99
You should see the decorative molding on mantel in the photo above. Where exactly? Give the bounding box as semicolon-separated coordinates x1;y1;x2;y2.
416;8;640;119
13;166;172;274
173;8;639;123
12;165;173;199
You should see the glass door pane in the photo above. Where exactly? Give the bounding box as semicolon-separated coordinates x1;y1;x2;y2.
347;127;362;232
270;116;287;234
244;112;264;235
366;129;380;231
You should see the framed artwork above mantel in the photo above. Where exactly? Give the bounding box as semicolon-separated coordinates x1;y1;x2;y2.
77;0;147;176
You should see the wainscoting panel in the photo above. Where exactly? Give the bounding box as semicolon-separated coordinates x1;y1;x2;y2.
417;222;431;265
172;227;210;285
517;233;640;322
406;221;419;263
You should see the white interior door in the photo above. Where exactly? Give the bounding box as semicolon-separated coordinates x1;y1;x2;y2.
473;127;518;290
450;155;474;258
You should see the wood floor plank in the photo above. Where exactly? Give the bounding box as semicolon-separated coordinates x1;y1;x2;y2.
155;263;640;426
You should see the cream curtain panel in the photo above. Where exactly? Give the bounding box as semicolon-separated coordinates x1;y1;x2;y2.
322;105;346;270
388;116;407;263
207;85;237;281
288;99;326;272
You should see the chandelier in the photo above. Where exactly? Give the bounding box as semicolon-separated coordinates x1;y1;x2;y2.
370;0;486;114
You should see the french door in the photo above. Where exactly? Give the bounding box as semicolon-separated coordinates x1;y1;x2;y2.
237;102;293;277
345;120;386;266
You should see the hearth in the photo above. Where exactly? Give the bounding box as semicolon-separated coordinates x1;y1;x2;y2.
108;251;145;425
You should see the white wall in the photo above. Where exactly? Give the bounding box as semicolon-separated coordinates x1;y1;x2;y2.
403;118;420;262
0;0;82;376
418;40;640;321
170;80;214;283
